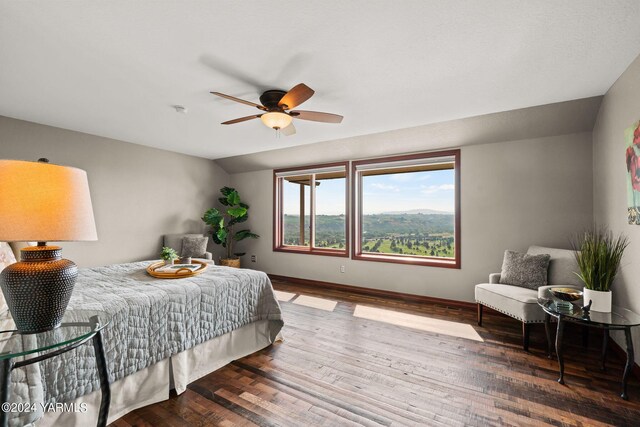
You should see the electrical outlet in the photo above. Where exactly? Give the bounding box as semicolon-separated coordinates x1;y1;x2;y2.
340;265;345;273
251;254;257;263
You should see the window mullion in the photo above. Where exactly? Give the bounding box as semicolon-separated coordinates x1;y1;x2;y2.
278;177;284;247
299;183;305;246
310;173;316;250
356;169;362;255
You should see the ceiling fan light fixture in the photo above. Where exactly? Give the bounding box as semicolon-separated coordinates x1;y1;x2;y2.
261;112;292;130
212;84;343;136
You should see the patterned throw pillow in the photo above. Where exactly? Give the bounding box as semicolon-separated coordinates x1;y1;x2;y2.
180;236;209;258
499;250;551;290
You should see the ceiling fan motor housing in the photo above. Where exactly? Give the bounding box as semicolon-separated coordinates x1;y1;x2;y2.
260;90;287;110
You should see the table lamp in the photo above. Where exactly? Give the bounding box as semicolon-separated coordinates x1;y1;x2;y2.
0;159;97;332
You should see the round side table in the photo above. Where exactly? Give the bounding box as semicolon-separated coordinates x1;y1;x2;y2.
539;298;640;400
0;310;111;426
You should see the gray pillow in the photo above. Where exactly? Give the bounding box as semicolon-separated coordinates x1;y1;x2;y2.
499;250;551;290
527;246;582;287
180;236;208;258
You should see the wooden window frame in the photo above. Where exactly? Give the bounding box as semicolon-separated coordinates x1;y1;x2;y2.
351;150;461;269
273;161;350;258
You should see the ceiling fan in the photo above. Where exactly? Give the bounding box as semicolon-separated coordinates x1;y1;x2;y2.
211;83;343;136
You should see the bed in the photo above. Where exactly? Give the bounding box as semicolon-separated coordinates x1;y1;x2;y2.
4;261;284;426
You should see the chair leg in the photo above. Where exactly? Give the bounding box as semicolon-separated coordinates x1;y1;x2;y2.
523;322;530;351
477;303;483;326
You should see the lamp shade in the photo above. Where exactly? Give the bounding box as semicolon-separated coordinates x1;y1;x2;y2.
0;160;97;242
260;112;293;130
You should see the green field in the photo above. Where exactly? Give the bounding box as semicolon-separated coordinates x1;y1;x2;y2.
284;213;455;258
362;236;454;257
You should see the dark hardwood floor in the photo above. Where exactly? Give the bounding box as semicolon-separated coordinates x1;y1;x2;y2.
111;279;640;426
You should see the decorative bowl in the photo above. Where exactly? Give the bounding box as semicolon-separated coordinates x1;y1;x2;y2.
549;287;583;302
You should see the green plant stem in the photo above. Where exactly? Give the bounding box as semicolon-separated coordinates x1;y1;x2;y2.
227;224;234;259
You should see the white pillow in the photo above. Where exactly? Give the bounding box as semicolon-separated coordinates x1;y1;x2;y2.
0;242;17;315
0;242;16;272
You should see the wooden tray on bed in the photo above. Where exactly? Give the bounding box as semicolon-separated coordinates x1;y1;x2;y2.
146;260;208;279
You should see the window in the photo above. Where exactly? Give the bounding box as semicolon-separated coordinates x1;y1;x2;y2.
274;162;349;256
272;150;460;268
353;150;460;268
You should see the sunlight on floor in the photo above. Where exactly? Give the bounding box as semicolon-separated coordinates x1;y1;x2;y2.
353;305;484;342
292;295;338;311
273;290;297;302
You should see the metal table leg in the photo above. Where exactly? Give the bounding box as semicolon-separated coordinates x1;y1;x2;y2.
582;325;589;349
622;327;634;400
0;315;110;427
544;313;553;358
0;359;13;427
93;329;111;427
601;328;609;371
556;315;565;385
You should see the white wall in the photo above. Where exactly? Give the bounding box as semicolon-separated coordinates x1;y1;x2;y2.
231;132;593;302
592;53;640;361
0;116;229;266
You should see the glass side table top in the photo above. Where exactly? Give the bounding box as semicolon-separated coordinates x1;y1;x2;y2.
0;309;111;361
538;298;640;327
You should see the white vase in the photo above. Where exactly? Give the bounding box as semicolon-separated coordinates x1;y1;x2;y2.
583;288;612;313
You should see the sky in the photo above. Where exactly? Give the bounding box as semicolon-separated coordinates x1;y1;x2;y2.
362;170;455;214
283;169;455;215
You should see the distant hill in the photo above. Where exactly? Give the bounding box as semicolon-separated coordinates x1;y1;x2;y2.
379;208;453;215
283;212;454;245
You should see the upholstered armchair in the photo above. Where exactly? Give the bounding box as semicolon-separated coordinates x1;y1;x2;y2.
475;246;582;351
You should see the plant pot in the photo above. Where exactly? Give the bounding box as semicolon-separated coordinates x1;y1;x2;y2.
220;258;240;268
164;259;176;266
583;288;612;313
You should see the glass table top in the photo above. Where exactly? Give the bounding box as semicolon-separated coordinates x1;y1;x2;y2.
538;298;640;327
0;310;111;360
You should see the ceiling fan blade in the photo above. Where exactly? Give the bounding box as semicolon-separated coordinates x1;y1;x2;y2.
211;92;266;110
281;123;296;136
221;114;262;125
290;110;343;123
278;83;315;110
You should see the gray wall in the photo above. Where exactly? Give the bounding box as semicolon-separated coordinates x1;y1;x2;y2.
230;132;594;302
217;97;601;174
0;116;229;267
592;54;640;362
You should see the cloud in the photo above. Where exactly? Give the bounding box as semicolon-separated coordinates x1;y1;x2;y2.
421;184;455;194
370;183;400;192
389;173;431;182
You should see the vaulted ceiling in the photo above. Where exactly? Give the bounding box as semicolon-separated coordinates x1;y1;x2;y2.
1;1;639;159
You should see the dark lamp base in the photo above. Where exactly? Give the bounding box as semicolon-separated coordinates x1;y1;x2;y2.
0;245;77;332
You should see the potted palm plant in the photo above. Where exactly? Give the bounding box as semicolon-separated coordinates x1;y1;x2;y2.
202;187;259;268
572;229;629;312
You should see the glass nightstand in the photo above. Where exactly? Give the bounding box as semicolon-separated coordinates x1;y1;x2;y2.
539;298;640;400
0;310;111;427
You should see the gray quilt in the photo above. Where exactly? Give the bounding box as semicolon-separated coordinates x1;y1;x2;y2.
8;262;283;426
